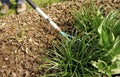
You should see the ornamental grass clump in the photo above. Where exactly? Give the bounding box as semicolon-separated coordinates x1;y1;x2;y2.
42;2;120;77
42;37;101;77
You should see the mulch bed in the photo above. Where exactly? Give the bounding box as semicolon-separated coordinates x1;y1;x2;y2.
0;0;119;77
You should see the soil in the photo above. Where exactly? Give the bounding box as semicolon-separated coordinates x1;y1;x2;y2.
0;0;120;77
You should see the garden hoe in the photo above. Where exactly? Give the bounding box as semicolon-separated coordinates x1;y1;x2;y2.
26;0;73;40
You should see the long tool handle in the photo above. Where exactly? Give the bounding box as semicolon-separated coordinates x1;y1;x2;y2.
26;0;61;31
26;0;73;40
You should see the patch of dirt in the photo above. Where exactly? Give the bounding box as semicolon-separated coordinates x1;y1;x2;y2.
0;0;120;77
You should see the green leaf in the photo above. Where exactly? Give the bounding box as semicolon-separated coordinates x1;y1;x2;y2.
108;32;115;43
98;25;110;47
91;60;111;77
113;20;120;36
111;57;120;75
113;39;120;54
107;36;120;57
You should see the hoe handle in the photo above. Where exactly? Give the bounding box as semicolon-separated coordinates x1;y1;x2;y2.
25;0;60;30
26;0;73;40
26;0;37;9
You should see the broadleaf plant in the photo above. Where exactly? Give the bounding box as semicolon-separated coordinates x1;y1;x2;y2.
91;9;120;77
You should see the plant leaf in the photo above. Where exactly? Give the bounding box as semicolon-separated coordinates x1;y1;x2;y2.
98;24;110;47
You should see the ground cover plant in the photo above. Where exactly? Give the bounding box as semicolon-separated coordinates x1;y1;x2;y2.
42;2;120;77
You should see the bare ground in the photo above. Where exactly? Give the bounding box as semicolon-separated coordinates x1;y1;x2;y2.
0;0;120;77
